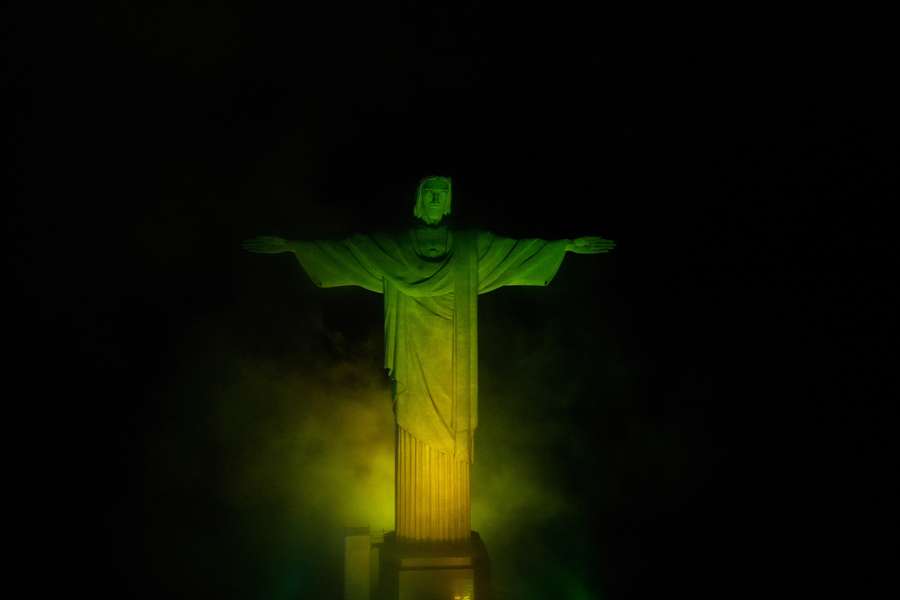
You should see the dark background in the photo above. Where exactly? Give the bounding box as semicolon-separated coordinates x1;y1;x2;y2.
8;3;895;599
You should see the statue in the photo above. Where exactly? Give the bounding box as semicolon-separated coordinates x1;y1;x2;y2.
242;176;615;545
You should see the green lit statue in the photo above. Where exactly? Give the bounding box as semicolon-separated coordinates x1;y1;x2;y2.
243;176;614;544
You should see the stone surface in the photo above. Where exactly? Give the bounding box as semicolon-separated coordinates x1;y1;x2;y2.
344;527;372;600
376;531;490;600
399;566;474;600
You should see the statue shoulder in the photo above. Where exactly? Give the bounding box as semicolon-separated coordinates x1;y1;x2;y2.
445;228;493;247
341;230;411;259
473;228;495;244
449;227;492;238
360;229;409;245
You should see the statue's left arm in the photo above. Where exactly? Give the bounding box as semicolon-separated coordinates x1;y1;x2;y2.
477;231;615;294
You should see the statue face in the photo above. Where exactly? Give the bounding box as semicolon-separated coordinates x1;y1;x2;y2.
414;176;452;225
420;187;450;224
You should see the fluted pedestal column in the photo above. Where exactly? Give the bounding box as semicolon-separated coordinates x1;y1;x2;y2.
395;426;471;543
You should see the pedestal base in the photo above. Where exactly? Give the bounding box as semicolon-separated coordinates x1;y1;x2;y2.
375;532;491;600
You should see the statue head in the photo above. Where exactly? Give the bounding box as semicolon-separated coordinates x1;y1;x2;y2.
413;176;452;225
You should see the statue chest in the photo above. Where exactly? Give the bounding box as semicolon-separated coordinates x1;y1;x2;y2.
412;227;453;258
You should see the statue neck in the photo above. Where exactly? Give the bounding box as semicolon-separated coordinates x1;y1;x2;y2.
411;223;452;259
416;215;447;227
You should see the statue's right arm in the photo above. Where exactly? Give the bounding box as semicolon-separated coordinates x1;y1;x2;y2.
241;235;301;254
243;233;383;292
565;236;616;254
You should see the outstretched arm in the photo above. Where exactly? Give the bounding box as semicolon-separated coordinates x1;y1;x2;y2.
565;236;616;254
242;234;384;292
477;232;615;294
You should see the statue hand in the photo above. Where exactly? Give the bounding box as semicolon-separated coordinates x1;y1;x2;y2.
567;236;616;254
241;235;291;254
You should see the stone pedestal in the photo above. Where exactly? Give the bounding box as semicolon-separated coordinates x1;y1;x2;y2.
375;532;490;600
344;527;373;600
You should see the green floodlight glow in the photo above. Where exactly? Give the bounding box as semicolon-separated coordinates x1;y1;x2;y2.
242;176;615;544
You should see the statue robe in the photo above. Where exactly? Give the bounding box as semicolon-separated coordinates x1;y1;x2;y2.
293;228;568;541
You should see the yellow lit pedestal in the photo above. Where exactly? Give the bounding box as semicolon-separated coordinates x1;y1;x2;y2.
375;532;490;600
398;556;473;600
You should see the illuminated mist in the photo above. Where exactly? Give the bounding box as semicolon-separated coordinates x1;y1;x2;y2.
139;258;636;599
213;352;397;535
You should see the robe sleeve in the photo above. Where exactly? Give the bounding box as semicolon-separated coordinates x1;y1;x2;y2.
476;231;569;294
291;235;385;293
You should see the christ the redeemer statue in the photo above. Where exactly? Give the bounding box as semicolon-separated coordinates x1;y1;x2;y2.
243;176;615;544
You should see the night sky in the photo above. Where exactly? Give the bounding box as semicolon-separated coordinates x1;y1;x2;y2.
8;4;895;599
